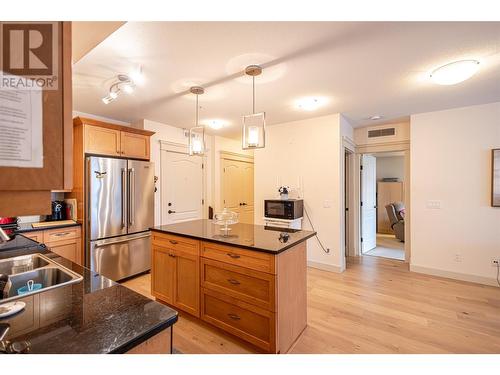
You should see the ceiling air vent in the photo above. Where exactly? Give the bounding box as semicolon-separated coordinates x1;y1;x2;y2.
368;128;396;138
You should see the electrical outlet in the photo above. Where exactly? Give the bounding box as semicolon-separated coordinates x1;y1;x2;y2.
492;259;500;267
454;254;462;263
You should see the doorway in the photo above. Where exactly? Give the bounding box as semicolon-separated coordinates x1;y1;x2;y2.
360;152;405;261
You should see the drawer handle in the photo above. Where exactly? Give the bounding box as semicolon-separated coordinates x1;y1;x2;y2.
226;253;240;259
53;232;71;237
169;240;178;244
227;313;241;321
227;278;240;285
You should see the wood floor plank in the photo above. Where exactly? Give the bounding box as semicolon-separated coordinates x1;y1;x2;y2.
122;256;500;354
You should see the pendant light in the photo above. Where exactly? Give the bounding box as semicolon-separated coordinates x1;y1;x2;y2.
189;86;205;156
242;65;266;149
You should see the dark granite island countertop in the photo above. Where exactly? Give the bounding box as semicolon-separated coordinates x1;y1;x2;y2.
0;236;178;354
151;219;316;254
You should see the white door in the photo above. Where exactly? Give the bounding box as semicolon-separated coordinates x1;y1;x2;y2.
161;150;203;224
361;154;377;253
221;158;254;224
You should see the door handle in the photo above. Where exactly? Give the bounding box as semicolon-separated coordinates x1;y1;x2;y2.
94;233;151;247
121;168;126;228
168;210;176;214
227;313;241;321
128;168;135;226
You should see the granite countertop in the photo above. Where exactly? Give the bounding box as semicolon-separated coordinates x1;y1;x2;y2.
151;219;316;254
15;221;81;233
0;236;178;354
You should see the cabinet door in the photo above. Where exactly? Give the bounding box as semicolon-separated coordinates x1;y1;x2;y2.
151;246;175;304
121;132;150;160
173;249;200;317
46;238;80;264
22;231;43;243
84;125;121;156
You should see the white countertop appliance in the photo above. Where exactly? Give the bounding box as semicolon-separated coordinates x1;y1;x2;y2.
264;199;304;229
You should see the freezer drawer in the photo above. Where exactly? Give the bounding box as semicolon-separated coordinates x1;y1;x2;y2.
90;232;151;281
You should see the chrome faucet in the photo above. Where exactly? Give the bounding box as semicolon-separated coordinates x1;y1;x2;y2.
0;227;9;243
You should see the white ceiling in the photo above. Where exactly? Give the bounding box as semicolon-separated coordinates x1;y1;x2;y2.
73;22;500;137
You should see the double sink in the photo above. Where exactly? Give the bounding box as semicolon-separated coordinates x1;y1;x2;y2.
0;253;83;303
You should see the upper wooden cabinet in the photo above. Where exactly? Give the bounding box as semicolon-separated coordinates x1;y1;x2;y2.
0;22;73;216
75;117;154;160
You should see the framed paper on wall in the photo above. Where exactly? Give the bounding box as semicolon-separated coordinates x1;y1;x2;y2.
493;149;500;207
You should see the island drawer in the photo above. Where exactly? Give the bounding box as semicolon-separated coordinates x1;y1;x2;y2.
201;288;275;352
201;241;275;274
201;258;276;311
152;232;199;256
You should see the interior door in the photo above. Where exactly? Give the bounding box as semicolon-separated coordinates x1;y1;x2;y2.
161;150;203;224
222;159;242;214
361;154;377;253
240;162;254;224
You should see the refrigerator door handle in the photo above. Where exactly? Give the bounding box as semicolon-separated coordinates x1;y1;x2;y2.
94;233;150;247
128;168;135;226
121;168;126;228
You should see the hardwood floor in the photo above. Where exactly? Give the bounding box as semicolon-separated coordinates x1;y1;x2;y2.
122;256;500;354
364;234;405;260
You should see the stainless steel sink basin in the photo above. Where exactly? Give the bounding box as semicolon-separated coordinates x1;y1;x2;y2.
0;253;83;303
0;254;50;276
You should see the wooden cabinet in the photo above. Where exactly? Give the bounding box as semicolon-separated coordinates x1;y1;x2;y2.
120;131;150;159
0;22;73;216
377;181;404;234
22;226;82;264
151;230;307;353
151;233;200;317
76;117;154;160
84;125;121;156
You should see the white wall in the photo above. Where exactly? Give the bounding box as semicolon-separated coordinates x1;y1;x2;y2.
254;114;348;272
410;102;500;286
376;156;405;181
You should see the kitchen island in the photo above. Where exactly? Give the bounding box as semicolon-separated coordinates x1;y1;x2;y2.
150;219;315;353
0;235;178;354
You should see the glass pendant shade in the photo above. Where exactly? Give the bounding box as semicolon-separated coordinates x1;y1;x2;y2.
189;126;205;156
242;112;266;149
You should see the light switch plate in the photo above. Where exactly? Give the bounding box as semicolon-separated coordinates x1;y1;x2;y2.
323;200;332;208
426;200;442;209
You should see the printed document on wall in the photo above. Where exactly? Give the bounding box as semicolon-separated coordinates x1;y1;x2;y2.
0;87;43;168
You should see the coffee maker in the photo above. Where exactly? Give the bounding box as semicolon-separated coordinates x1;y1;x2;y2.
47;201;66;221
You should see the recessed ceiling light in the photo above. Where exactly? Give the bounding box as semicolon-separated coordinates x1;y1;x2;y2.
295;97;327;111
369;115;383;120
430;60;480;85
203;119;228;130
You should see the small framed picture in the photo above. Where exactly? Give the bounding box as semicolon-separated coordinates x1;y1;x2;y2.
492;149;500;207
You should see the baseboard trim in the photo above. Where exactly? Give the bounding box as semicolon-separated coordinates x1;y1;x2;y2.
410;264;499;287
307;261;343;273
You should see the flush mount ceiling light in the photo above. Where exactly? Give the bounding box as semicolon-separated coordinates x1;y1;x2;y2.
369;115;383;120
204;119;227;130
430;60;480;85
188;86;206;156
295;97;327;111
101;73;138;104
242;65;266;150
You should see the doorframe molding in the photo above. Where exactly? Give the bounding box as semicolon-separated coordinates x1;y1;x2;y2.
159;140;208;224
219;150;254;163
351;141;411;263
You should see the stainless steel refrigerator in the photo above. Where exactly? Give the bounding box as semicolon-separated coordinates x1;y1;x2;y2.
87;156;154;281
